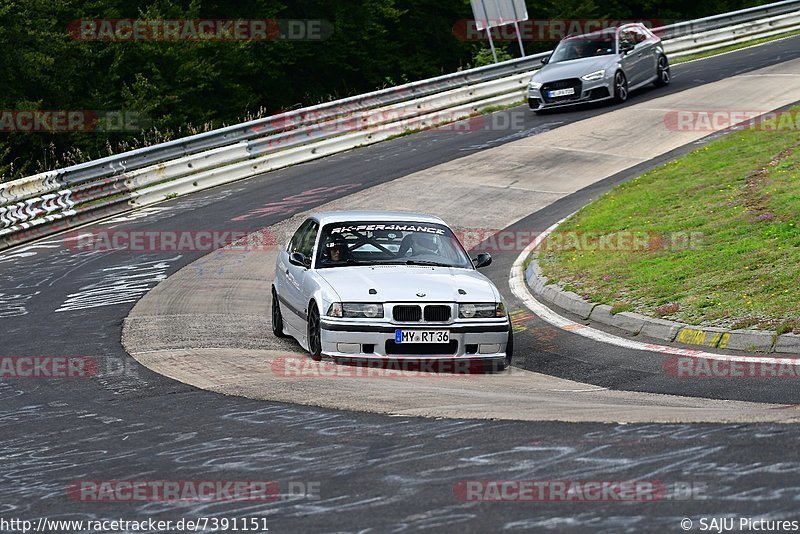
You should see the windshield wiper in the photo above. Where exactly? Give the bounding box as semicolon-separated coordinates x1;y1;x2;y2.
324;259;373;266
399;260;453;268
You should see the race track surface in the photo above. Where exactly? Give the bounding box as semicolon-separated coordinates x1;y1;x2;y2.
2;37;800;532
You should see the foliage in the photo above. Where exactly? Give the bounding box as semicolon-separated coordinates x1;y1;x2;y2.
0;0;771;181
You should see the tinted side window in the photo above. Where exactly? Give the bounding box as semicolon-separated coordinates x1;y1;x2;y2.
632;27;648;44
619;29;635;49
298;221;319;259
288;220;313;254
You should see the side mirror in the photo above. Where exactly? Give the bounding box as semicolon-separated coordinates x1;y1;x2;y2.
541;55;550;65
472;253;492;269
620;43;634;55
289;252;308;268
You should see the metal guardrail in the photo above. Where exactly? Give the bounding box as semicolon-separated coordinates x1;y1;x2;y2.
0;56;547;204
2;1;800;251
665;10;800;57
653;0;800;38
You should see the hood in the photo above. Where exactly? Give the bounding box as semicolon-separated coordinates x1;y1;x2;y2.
533;56;617;83
317;266;499;303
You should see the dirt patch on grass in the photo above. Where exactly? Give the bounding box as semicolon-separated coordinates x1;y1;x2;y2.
743;141;800;221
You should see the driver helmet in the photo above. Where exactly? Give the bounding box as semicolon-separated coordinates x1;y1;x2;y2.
326;237;348;261
413;233;439;253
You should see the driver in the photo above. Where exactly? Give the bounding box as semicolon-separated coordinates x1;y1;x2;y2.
325;238;349;263
412;233;439;255
574;41;590;58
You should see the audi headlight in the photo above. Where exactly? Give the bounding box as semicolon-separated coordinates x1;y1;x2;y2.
459;302;506;319
581;70;605;81
327;302;384;318
529;80;543;90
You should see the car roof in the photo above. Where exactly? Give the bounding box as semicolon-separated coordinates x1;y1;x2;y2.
310;211;447;226
562;23;646;41
563;28;617;41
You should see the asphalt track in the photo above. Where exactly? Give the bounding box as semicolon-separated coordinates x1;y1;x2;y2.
121;47;800;423
2;36;800;532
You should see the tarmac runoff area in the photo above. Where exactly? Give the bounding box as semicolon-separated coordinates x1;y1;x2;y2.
123;58;800;424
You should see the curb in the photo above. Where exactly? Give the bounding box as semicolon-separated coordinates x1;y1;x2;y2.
524;259;796;355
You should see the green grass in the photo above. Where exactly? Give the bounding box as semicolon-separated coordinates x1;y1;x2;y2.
673;29;800;64
538;107;800;331
480;101;524;115
385;128;424;141
522;254;533;271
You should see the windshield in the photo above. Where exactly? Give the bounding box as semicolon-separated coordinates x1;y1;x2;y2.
549;34;616;63
315;221;473;269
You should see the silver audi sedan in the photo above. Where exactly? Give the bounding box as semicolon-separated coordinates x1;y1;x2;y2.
528;23;670;112
271;211;513;368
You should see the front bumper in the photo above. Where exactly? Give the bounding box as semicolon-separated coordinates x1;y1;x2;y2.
528;75;613;110
319;319;511;362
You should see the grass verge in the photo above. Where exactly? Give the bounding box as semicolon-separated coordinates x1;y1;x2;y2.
538;107;800;332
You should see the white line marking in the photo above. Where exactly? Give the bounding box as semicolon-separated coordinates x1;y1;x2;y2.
737;73;800;77
548;388;609;392
509;218;800;364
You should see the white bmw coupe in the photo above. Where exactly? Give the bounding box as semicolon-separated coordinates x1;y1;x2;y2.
271;211;513;368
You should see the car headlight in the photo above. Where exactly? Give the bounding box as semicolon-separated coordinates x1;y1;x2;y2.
459;302;506;319
529;81;543;90
327;302;384;318
581;70;605;81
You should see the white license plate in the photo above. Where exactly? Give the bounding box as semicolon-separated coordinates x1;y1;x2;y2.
548;88;575;97
395;330;450;344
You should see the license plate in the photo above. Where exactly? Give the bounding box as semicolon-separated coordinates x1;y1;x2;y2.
395;330;450;344
548;88;575;97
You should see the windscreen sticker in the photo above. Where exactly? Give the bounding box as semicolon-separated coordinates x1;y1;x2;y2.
329;224;445;235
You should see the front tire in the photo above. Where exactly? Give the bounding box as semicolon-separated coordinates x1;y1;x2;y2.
654;55;671;87
613;71;628;103
271;287;287;338
307;302;323;362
